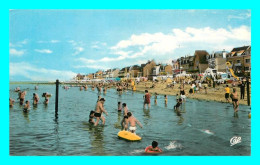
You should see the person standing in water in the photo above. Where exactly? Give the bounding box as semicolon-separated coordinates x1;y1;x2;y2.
164;95;168;106
9;98;15;108
154;93;158;105
120;103;129;130
231;88;239;117
143;90;151;109
94;98;108;126
18;91;26;105
33;93;40;106
125;112;143;134
23;100;30;112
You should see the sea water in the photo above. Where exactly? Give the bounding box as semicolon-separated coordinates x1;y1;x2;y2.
9;84;251;156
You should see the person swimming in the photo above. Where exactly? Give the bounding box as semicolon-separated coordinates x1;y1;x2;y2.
145;141;162;153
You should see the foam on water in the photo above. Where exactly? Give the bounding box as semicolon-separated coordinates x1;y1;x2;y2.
200;129;214;135
129;149;144;155
164;141;182;150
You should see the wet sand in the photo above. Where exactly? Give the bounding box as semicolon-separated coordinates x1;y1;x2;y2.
134;81;250;105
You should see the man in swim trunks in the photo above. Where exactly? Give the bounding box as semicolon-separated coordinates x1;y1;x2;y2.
145;141;163;153
143;90;151;109
126;112;143;134
94;98;108;126
120;103;129;130
224;85;230;103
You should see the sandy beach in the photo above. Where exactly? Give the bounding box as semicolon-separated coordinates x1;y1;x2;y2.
134;81;250;105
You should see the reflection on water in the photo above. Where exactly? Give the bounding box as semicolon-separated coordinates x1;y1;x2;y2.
9;84;251;156
22;111;30;123
90;126;105;155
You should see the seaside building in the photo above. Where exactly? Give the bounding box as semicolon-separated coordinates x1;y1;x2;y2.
118;67;130;78
94;70;103;79
140;60;156;80
193;50;209;73
207;49;228;72
226;45;251;77
111;68;120;78
129;65;141;78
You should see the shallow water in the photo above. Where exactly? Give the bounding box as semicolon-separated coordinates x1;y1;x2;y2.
9;84;251;156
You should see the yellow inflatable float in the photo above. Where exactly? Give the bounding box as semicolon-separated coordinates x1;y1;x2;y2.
118;130;141;141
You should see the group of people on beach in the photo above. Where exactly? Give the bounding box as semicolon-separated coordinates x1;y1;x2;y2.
9;86;50;112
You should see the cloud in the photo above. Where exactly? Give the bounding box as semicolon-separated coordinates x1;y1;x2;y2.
67;40;85;55
50;40;60;43
10;48;25;56
74;26;251;71
72;47;84;56
74;64;109;70
91;41;107;49
38;40;60;43
9;62;77;81
228;11;251;21
10;39;29;47
35;49;53;54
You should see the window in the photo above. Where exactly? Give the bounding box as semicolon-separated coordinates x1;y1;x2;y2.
237;60;241;63
245;67;250;71
245;59;250;63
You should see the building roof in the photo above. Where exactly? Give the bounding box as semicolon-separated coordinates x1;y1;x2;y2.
130;65;141;70
231;46;250;52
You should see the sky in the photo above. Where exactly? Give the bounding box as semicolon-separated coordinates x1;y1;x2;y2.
9;10;251;81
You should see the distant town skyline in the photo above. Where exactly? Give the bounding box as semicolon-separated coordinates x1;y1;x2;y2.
9;10;251;81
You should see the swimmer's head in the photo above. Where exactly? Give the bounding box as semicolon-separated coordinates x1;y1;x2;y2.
122;103;126;107
152;141;158;148
100;98;105;102
90;110;95;115
226;85;228;87
178;98;182;102
145;90;148;93
118;102;121;104
127;112;132;117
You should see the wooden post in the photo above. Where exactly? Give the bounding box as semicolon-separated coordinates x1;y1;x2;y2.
247;77;250;106
55;79;59;118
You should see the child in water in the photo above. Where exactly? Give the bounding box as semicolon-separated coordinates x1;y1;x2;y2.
118;102;122;111
89;110;95;124
145;141;163;153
